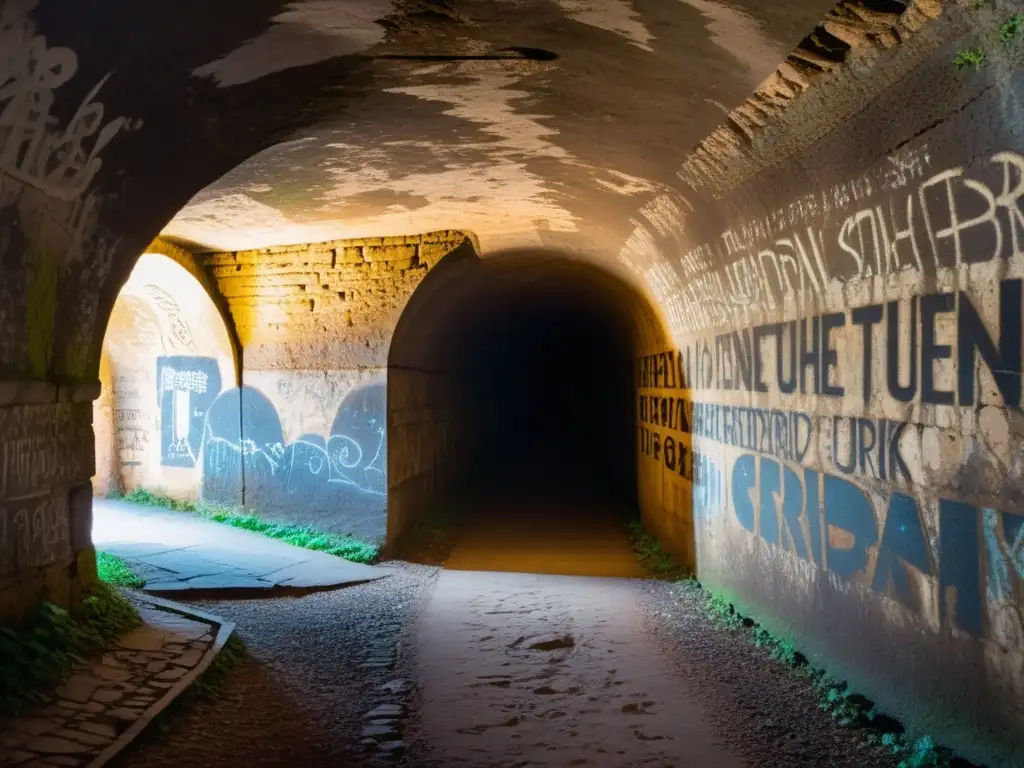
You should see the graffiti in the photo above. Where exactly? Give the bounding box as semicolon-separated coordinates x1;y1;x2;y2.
116;425;148;467
0;0;128;202
0;402;93;499
638;426;691;481
0;494;70;575
696;447;1024;642
640;277;1023;412
830;416;910;482
144;285;196;350
620;149;1024;338
157;356;221;468
112;369;149;468
201;383;387;511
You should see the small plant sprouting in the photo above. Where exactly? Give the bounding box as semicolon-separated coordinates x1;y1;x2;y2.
999;13;1022;45
0;585;140;717
682;581;963;767
627;518;691;579
116;487;380;564
96;551;145;588
953;47;987;69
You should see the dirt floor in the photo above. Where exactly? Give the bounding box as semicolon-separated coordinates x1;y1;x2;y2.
111;495;898;767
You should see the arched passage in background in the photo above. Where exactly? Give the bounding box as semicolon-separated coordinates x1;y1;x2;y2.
94;253;238;502
387;245;686;573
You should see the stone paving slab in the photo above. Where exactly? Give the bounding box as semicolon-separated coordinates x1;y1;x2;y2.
93;499;387;594
0;594;235;768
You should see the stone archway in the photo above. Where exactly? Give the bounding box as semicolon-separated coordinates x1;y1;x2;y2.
94;252;237;503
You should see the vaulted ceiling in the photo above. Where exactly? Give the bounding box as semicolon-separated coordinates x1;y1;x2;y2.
151;0;840;256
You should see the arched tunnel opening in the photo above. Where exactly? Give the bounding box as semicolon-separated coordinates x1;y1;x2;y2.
91;251;238;550
388;245;672;576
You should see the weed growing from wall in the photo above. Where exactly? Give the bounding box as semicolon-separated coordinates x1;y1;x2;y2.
954;9;1022;69
112;488;379;564
681;580;971;768
0;585;140;717
999;13;1022;44
953;47;987;69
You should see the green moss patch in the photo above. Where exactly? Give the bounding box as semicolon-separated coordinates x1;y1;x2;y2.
0;584;141;718
678;580;974;768
97;551;145;588
112;488;379;565
627;518;691;579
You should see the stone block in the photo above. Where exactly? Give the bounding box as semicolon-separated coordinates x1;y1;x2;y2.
420;243;456;263
0;402;95;500
57;381;101;403
364;245;416;263
68;484;93;552
0;492;72;575
75;547;98;589
338;246;365;264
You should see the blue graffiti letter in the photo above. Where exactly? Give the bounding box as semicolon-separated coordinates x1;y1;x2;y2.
758;457;781;545
872;493;932;610
823;474;878;579
732;453;756;533
939;499;982;637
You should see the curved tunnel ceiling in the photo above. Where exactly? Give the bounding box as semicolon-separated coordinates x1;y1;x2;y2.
159;0;840;256
389;246;670;371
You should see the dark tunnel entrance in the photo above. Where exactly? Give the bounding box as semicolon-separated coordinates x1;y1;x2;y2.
456;283;637;508
388;244;670;576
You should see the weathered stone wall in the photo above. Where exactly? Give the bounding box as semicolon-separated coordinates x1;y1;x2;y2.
194;232;468;541
0;2;134;624
0;387;99;625
622;4;1024;765
93;252;237;502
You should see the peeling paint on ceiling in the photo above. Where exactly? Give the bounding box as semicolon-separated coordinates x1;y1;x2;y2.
160;0;840;256
555;0;655;52
192;0;393;87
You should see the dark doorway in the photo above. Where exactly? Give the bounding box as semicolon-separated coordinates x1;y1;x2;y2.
454;284;636;510
387;248;667;575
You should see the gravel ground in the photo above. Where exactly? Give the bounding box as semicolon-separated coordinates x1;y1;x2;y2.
640;579;900;768
107;564;900;768
110;562;439;768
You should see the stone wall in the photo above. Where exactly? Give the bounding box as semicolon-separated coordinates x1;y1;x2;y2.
387;368;462;546
193;231;469;542
0;386;99;625
622;4;1024;765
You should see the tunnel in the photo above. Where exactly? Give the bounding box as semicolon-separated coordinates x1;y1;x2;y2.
387;247;674;575
3;1;1023;765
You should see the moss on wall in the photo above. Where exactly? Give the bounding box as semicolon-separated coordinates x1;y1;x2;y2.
25;252;59;379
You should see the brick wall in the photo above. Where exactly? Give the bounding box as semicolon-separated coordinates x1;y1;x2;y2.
190;231;470;542
202;232;467;370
